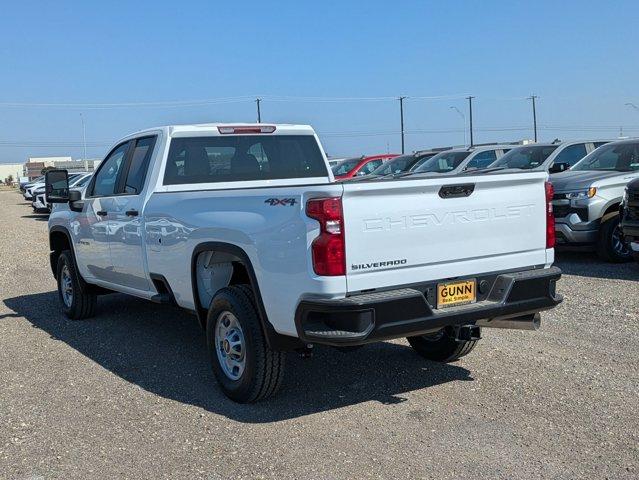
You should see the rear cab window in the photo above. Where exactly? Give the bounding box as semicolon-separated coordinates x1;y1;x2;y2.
164;135;328;185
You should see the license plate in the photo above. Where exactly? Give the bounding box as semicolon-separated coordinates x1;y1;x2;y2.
437;279;476;309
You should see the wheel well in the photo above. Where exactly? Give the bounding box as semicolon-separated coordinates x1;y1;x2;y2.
49;230;72;277
602;203;621;222
50;230;71;252
191;243;303;351
194;250;253;320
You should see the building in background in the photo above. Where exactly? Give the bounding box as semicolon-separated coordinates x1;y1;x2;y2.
0;163;23;183
50;158;101;173
22;156;101;180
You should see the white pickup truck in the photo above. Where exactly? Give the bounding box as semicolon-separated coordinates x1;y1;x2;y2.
45;123;562;402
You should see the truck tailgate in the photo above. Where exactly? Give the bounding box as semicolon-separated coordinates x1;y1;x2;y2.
342;172;551;292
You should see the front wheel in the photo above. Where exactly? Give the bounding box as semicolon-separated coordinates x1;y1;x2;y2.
596;214;632;263
56;250;97;319
206;285;286;403
407;329;477;362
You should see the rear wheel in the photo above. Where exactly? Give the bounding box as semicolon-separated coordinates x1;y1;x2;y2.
56;250;97;319
596;214;632;263
407;329;477;362
206;285;286;403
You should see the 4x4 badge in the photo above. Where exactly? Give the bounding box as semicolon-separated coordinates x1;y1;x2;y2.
264;198;297;206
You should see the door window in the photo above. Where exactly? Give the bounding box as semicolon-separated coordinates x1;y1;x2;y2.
553;143;588;167
466;150;497;169
124;137;156;194
357;159;383;175
91;142;130;196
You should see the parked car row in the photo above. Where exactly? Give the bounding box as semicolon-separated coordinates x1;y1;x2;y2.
22;172;93;214
335;138;639;263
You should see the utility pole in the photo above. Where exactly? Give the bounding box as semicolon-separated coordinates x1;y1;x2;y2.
529;94;538;142
466;96;474;147
255;98;262;123
80;113;87;160
399;96;406;154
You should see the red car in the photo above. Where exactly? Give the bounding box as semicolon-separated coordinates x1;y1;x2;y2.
331;154;399;180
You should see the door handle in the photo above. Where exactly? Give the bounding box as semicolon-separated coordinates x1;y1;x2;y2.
96;210;108;216
125;210;139;217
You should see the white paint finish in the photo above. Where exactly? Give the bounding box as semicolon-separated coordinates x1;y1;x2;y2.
143;182;346;336
342;172;549;292
73;196;115;283
108;194;150;291
49;122;555;339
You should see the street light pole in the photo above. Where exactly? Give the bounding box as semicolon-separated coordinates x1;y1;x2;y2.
528;95;538;142
466;96;474;147
399;96;406;154
450;106;467;147
256;98;262;123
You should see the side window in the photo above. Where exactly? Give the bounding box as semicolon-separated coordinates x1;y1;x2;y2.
124;137;156;194
74;175;91;188
91;142;130;197
358;159;383;175
466;150;497;169
594;141;609;149
554;143;588;167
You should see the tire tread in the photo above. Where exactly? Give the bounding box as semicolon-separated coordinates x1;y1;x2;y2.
208;285;285;403
57;250;96;320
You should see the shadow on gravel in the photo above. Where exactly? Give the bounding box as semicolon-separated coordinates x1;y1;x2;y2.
21;214;49;221
555;252;638;281
5;291;472;423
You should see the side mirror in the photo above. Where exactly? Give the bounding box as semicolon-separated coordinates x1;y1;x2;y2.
549;162;569;174
45;169;69;203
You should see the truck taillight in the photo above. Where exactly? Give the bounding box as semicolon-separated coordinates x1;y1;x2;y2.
306;197;345;276
545;181;556;248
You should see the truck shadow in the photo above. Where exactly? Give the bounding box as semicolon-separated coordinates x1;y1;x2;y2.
555;252;638;281
5;291;472;423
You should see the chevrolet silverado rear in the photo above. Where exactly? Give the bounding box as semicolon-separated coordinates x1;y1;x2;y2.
297;172;561;349
46;123;561;403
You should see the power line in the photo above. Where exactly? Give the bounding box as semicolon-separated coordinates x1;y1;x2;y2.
0;96;256;109
0;93;472;109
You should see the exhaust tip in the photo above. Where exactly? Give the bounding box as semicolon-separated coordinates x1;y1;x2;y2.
476;313;541;331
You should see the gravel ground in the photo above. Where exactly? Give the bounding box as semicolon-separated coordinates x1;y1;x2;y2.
1;188;638;480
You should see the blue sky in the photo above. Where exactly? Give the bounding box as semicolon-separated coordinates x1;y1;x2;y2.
1;0;639;163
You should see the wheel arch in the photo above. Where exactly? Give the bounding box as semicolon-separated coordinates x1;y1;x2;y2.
601;200;622;222
49;225;74;278
190;242;302;351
